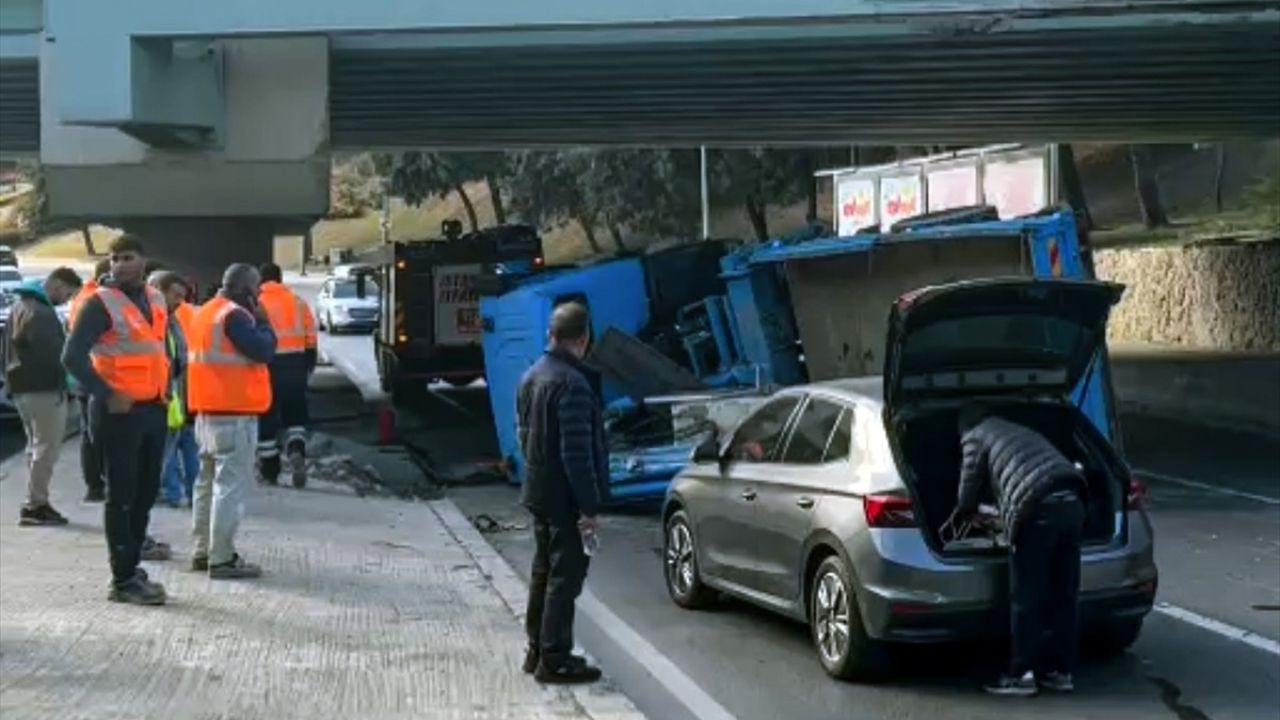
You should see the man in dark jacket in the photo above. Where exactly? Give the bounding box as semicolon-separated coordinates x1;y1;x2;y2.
516;302;606;685
63;235;172;605
950;404;1088;697
4;267;81;526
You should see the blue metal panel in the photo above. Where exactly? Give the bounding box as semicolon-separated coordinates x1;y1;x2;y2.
720;263;805;386
481;259;649;485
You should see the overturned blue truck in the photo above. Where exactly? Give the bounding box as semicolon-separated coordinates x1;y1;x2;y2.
478;203;1118;506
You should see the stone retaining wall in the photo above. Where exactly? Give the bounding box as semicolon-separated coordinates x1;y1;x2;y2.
1095;239;1280;351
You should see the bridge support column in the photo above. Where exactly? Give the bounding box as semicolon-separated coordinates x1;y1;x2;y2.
122;217;275;300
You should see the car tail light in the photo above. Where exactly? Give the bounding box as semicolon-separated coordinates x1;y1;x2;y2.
1126;477;1147;511
864;493;917;528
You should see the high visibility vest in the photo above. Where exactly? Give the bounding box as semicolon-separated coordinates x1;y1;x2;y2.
90;286;170;402
187;296;271;414
259;282;316;355
166;332;185;429
174;301;197;344
67;279;98;330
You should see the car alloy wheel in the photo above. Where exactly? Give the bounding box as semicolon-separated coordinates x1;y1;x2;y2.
814;569;851;666
667;521;695;597
809;555;889;680
663;510;714;609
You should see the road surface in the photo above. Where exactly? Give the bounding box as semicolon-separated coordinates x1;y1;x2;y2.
306;293;1279;720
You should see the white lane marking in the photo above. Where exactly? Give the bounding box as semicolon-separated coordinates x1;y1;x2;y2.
1155;602;1280;656
580;589;739;720
1134;468;1280;506
428;499;733;720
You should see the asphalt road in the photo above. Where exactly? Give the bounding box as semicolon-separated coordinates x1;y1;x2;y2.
6;266;1278;720
295;291;1280;720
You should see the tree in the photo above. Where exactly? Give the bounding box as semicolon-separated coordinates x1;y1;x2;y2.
1129;145;1169;229
578;148;701;247
388;151;510;232
506;150;604;253
709;147;826;241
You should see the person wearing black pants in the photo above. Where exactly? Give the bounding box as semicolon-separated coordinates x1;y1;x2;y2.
516;302;606;685
91;399;167;585
78;394;106;501
949;404;1089;697
62;235;173;606
1010;491;1085;687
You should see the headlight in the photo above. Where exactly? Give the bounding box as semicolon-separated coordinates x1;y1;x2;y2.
332;305;349;317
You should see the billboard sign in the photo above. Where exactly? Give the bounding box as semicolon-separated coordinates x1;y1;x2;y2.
879;174;923;231
836;176;877;236
926;164;979;212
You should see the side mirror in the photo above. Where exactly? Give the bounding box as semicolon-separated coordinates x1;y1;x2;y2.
691;436;721;464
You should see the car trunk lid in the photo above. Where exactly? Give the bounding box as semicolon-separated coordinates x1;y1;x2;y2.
884;278;1123;413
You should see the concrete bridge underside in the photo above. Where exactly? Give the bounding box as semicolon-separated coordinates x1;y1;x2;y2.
0;0;1276;288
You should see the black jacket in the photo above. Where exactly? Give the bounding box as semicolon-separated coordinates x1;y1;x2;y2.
3;287;66;394
956;416;1086;541
517;349;607;523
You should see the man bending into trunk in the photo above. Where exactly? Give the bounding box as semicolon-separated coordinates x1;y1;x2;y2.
949;403;1088;697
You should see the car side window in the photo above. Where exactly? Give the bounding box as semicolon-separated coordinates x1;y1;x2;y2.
821;409;853;464
726;396;801;464
781;398;845;465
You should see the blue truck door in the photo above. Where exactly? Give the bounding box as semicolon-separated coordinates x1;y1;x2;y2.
481;293;551;485
1026;215;1115;442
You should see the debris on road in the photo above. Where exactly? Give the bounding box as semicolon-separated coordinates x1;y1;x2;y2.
471;513;527;534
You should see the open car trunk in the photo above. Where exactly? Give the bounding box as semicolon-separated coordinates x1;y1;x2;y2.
894;401;1124;557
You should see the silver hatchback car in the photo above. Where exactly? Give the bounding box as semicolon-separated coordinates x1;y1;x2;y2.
661;279;1158;680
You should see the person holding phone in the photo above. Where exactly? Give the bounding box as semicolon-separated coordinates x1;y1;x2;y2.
62;235;171;606
186;263;276;580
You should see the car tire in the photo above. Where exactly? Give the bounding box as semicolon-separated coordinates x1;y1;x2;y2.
1086;618;1144;658
809;556;889;681
663;510;716;610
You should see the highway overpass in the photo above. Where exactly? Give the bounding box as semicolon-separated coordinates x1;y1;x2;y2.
0;0;1277;284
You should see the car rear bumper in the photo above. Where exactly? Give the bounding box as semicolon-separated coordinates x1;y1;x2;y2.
862;581;1157;643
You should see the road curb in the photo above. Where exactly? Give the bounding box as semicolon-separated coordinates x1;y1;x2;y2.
427;497;648;720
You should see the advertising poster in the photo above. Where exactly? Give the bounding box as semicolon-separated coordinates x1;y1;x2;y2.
835;175;877;236
433;264;483;346
926;164;979;212
982;156;1047;219
879;174;923;231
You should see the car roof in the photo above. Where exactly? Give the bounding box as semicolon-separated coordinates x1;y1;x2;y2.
779;376;885;409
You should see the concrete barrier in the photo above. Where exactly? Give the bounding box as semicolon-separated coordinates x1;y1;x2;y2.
1110;343;1280;437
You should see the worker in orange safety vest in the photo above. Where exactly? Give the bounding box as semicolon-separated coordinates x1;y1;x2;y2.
187;263;277;580
254;262;317;488
61;235;172;606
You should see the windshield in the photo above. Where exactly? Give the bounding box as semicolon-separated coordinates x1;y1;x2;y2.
332;280;379;299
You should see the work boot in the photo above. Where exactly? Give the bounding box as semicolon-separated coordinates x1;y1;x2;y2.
108;577;166;606
259;456;281;485
140;537;172;561
83;486;106;503
534;656;602;685
131;569;167;599
288;445;307;489
1039;671;1074;693
209;554;263;580
18;504;69;527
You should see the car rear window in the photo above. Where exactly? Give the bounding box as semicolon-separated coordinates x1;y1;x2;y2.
901;313;1089;371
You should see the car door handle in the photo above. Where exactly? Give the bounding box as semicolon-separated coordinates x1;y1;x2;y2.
741;489;757;501
796;496;815;509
